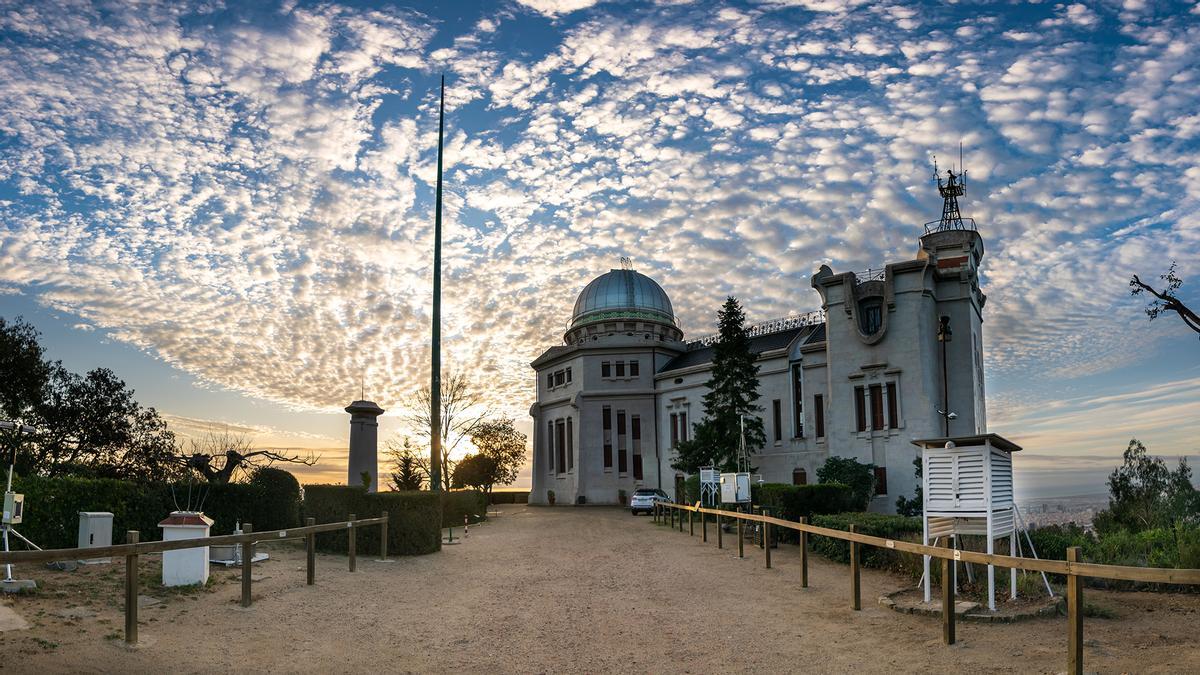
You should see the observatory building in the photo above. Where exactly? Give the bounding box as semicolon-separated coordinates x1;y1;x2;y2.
530;169;990;512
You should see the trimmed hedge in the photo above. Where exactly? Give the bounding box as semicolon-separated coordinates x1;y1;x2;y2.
811;512;923;575
442;490;486;528
489;491;529;504
752;483;857;543
12;474;302;549
302;486;442;556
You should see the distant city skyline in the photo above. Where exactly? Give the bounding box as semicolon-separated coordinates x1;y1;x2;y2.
1;0;1198;498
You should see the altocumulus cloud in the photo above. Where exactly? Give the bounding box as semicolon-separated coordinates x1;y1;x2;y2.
0;0;1198;424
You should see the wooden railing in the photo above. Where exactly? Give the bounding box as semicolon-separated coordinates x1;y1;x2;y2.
653;501;1200;675
0;513;389;645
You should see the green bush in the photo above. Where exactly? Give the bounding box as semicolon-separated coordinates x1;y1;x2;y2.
751;483;855;542
302;486;441;556
12;474;303;548
811;512;923;575
489;491;528;504
816;457;875;510
442;490;486;528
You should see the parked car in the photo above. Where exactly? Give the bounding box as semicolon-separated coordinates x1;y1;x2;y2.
629;488;669;515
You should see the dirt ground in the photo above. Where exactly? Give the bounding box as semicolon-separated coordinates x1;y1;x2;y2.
1;505;1198;673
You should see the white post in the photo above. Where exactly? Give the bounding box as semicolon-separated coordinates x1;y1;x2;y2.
922;516;931;603
986;514;995;611
1010;511;1018;599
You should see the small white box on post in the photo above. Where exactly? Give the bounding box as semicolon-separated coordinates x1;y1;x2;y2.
913;434;1021;611
158;511;213;587
77;512;114;564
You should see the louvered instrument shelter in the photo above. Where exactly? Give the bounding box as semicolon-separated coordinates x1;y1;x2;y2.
913;434;1022;611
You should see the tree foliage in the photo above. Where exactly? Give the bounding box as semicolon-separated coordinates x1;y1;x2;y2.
2;316;182;481
401;371;491;491
451;453;498;494
1095;439;1199;534
386;437;426;491
895;457;923;517
1130;261;1199;337
672;297;764;473
816;456;875;510
470;418;526;491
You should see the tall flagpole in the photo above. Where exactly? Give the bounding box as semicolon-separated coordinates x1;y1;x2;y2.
430;75;445;493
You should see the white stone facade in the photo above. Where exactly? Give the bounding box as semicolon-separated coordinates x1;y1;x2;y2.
530;227;988;513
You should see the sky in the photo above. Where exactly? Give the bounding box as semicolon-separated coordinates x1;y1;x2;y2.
1;0;1198;500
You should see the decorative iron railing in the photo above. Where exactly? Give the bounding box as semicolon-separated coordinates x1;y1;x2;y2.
854;268;886;284
686;309;824;349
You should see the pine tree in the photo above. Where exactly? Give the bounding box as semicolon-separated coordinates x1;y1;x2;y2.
672;297;765;473
387;437;426;491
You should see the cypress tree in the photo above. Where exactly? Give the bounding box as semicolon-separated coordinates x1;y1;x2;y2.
672;297;764;473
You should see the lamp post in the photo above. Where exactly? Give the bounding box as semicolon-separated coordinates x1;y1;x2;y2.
430;76;446;494
936;316;952;436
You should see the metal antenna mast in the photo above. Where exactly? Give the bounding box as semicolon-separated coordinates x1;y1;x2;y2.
932;149;968;231
430;76;446;494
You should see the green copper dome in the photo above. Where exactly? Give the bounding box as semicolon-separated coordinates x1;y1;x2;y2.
570;269;676;330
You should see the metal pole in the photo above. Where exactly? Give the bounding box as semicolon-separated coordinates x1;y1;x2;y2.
430;75;446;494
124;530;138;644
241;523;253;608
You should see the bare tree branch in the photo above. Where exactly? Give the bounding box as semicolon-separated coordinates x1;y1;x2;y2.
399;371;493;491
1130;262;1200;338
177;431;319;483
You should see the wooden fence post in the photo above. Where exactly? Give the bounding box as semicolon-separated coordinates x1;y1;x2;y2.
241;523;253;608
702;511;707;543
737;517;744;558
717;513;723;549
305;517;315;585
689;509;694;537
799;517;809;588
849;524;860;611
379;511;389;561
1067;546;1083;675
679;507;684;532
348;514;357;572
764;520;772;569
124;530;139;644
943;538;955;645
653;503;658;524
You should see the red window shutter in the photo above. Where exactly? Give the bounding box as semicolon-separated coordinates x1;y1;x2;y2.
854;387;866;432
869;384;884;430
874;466;888;496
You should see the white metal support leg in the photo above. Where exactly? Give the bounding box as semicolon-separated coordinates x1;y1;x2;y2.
922;519;931;603
986;518;995;611
1010;530;1017;599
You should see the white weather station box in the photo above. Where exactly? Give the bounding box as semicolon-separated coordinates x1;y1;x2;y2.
719;472;751;504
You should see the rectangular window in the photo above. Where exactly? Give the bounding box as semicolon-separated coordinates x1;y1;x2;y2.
547;420;555;473
792;364;804;437
814;394;825;438
792;468;807;486
602;406;613;469
546;373;553;389
566;367;572;384
601;362;611;378
680;411;688;442
631;415;643;480
886;381;898;429
615;361;626;377
554;370;564;387
854;387;866;432
630;360;640;377
567;417;574;471
772;399;782;442
874;466;888;496
556;420;566;474
617;410;628;473
669;413;678;447
870;383;884;431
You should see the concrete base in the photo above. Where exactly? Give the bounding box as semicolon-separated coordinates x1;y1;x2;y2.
2;579;37;593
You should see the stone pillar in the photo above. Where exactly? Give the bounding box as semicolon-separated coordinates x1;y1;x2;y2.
346;400;385;492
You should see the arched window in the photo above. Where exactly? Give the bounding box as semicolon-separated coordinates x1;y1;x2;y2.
859;300;883;335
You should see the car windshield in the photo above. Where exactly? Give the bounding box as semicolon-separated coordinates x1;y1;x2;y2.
633;489;658;496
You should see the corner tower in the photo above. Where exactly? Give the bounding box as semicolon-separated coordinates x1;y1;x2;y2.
346;400;384;491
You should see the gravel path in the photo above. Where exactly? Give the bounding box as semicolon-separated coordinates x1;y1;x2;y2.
3;504;1198;673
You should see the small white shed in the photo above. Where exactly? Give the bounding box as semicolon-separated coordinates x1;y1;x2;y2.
912;434;1022;611
159;511;213;587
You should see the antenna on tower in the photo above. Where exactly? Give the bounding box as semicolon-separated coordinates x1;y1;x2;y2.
927;144;972;233
619;256;632;270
